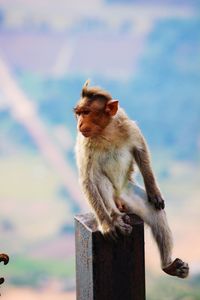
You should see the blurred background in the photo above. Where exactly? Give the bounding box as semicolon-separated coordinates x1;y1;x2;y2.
0;0;200;299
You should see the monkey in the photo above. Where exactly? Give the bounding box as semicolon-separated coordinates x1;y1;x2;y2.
74;80;189;279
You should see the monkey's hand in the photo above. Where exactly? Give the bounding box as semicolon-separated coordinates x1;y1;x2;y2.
100;220;118;239
147;190;165;210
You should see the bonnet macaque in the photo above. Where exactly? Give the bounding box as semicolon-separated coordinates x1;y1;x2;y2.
74;80;189;278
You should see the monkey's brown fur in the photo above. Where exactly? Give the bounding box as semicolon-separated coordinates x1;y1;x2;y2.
74;80;189;278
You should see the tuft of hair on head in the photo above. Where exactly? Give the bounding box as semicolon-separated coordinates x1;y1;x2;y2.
81;79;90;98
81;80;112;102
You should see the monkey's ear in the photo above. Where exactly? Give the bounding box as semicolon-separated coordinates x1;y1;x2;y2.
105;100;119;116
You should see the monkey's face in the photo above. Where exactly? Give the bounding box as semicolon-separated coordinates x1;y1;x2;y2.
74;98;118;138
74;99;108;137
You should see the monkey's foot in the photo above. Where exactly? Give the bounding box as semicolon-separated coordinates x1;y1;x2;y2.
114;215;132;236
101;216;132;240
163;258;189;278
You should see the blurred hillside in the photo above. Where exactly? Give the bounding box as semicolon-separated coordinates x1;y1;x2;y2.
0;0;200;299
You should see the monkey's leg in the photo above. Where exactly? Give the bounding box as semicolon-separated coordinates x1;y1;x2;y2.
151;214;189;278
121;184;189;278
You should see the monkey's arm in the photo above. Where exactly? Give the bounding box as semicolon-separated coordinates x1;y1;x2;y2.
133;138;165;210
81;177;112;227
81;174;132;237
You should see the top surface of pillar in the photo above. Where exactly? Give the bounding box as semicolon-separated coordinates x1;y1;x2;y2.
75;212;143;233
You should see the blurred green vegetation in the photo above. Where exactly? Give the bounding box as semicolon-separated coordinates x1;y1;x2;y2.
6;256;75;287
147;273;200;300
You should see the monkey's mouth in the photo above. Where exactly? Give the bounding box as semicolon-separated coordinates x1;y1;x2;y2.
80;130;92;137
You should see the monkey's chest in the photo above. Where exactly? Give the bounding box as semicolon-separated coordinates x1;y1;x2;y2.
99;147;133;194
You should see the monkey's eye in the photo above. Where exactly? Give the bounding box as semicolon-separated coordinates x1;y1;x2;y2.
81;110;90;116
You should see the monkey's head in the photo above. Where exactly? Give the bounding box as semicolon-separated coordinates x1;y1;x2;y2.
74;80;119;138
